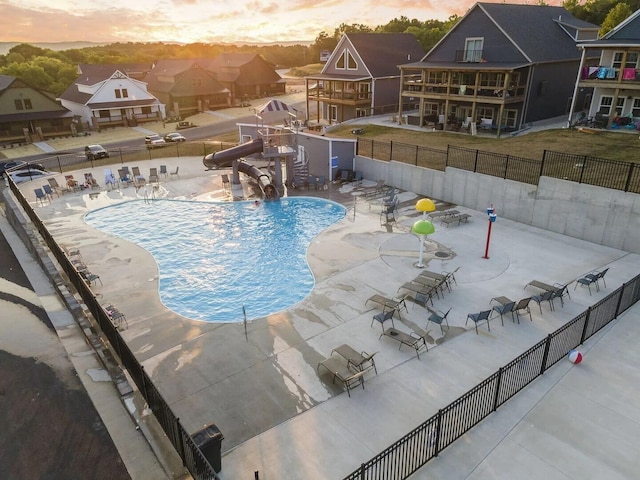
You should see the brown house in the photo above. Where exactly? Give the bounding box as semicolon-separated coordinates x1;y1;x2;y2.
0;75;74;145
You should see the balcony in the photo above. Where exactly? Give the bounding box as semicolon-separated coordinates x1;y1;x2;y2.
579;66;640;88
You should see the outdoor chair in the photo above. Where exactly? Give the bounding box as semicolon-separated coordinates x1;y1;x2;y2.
574;275;598;295
338;169;350;183
380;202;397;225
379;327;429;359
371;308;396;331
316;175;326;190
132;166;145;181
531;290;555;313
466;309;492;334
159;165;168;178
491;300;516;325
513;297;532;323
84;173;100;190
307;175;317;190
409;290;434;309
331;344;378;375
426;306;451;334
353;172;363;186
65;175;81;192
80;270;102;286
118;169;133;187
42;184;57;200
444;266;461;288
582;267;609;291
170;166;180;178
47;178;69;195
34;188;49;206
104;304;127;330
149;167;159;184
104;168;117;190
317;354;367;397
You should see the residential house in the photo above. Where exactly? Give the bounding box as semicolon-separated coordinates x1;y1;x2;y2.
398;3;600;135
570;9;640;130
58;65;165;130
145;60;230;119
0;75;74;145
305;33;425;126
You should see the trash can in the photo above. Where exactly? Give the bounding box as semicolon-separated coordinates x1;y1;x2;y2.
192;423;224;473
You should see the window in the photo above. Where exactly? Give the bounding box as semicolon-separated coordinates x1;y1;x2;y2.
612;51;639;69
347;52;357;69
476;107;493;121
98;110;110;118
355;108;367;118
632;98;640;118
501;109;518;128
479;72;505;87
424;103;439;115
122;88;128;98
598;96;624;116
464;38;483;62
115;89;121;98
192;78;202;86
358;83;370;99
14;99;23;110
114;88;129;98
426;71;447;84
336;52;345;69
24;99;33;109
141;106;152;114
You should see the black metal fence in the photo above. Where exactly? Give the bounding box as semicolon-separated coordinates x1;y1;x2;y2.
356;138;640;194
344;274;640;480
7;180;219;480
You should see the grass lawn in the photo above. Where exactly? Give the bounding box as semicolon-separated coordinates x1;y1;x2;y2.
325;124;639;164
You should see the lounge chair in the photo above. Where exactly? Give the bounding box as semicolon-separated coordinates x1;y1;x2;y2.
84;173;100;190
466;309;492;334
132;166;145;181
65;175;81;192
331;344;377;374
379;328;429;359
317;355;367;397
80;270;102;286
118;169;133;187
426;306;451;334
104;169;117;189
440;214;471;227
34;188;49;206
408;290;434;309
524;280;557;292
365;294;407;318
104;304;127;330
371;308;396;331
513;297;532;323
48;178;69;195
531;290;555;313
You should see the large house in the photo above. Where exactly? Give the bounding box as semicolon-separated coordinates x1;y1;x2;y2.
144;54;284;119
398;3;600;135
569;9;640;129
305;33;425;126
59;65;165;130
0;75;74;145
144;60;230;120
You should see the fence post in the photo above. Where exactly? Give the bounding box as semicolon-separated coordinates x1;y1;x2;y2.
504;156;509;179
356;138;360;156
474;149;479;172
372;140;375;161
614;283;626;317
175;417;186;463
578;155;587;184
540;150;547;178
359;463;365;480
415;144;419;166
540;334;552;374
446;145;450;167
56;156;62;173
389;141;393;161
434;409;442;457
493;367;503;411
624;163;635;192
580;307;592;344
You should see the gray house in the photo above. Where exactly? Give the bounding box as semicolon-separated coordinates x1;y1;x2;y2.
305;33;425;127
569;9;640;129
398;3;600;135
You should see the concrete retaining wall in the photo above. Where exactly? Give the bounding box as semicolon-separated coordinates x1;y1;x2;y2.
354;156;640;254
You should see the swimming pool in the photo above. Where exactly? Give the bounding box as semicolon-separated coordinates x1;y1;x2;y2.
84;198;346;322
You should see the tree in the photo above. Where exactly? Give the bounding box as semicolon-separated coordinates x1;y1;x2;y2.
599;2;633;36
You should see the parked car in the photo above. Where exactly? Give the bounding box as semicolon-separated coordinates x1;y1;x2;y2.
1;161;44;178
164;132;186;142
85;144;109;160
145;134;166;148
8;169;55;184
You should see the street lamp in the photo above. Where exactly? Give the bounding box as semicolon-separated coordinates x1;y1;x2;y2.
482;204;497;259
412;219;435;268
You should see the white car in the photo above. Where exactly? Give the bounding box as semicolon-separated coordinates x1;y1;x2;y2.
145;134;166;148
9;169;55;184
164;132;186;142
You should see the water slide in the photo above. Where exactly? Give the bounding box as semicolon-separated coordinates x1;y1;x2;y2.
202;138;278;199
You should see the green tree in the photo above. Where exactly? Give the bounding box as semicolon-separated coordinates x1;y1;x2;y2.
599;2;633;36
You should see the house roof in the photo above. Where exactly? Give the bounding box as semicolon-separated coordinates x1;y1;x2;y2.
0;110;74;122
0;74;14;91
76;64;152;84
578;8;640;47
344;33;425;77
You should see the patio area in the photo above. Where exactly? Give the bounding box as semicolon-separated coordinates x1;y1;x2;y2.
11;156;640;479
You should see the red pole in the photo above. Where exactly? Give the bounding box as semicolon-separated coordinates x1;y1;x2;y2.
483;218;493;259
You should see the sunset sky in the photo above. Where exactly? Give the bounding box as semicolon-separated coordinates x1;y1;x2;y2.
1;0;563;45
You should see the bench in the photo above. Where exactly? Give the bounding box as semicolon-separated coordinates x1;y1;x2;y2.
441;213;471;227
428;209;459;219
379;328;429;359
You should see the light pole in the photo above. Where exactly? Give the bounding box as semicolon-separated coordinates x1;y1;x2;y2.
482;204;497;259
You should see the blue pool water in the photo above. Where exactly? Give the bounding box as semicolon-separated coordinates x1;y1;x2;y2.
84;198;346;322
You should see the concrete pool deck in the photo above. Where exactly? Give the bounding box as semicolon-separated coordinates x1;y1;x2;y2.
8;158;640;479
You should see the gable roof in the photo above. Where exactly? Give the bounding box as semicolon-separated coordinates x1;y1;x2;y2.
478;3;599;63
77;63;152;83
579;8;640;47
344;33;425;77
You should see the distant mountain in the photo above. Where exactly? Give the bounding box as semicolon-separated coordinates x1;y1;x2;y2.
0;41;107;55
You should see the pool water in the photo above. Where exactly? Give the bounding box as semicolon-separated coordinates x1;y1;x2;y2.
84;198;346;322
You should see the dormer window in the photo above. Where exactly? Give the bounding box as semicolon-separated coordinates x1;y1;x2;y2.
464;38;483;63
